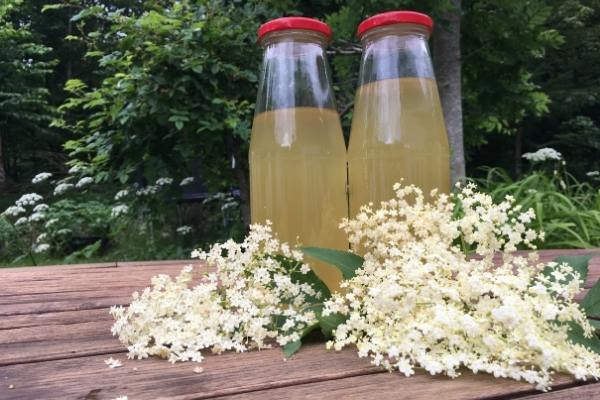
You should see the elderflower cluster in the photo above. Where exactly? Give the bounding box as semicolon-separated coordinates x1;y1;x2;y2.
15;193;43;207
136;185;159;196
2;206;26;217
155;177;173;186
522;147;562;162
32;172;52;184
111;204;129;217
75;176;93;188
180;177;194;186
111;222;320;364
54;183;74;196
176;225;192;235
324;183;600;391
114;190;129;200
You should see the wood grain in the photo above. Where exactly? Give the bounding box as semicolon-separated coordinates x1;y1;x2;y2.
218;369;584;400
0;251;599;400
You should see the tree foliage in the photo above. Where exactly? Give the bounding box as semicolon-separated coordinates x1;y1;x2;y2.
0;0;56;186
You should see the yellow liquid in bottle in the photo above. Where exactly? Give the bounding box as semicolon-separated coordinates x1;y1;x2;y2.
348;77;451;216
249;107;348;292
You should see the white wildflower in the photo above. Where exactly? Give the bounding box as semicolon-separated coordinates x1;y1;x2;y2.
56;228;71;236
104;357;123;368
36;233;48;243
54;183;74;196
155;177;173;186
33;204;49;213
176;226;192;235
111;205;129;217
2;206;26;217
110;223;319;365
75;176;93;188
180;177;194;186
136;185;159;196
45;218;59;228
29;212;45;222
15;217;28;226
32;243;50;253
114;190;129;200
323;183;600;391
522;148;562;162
32;172;52;184
16;193;43;207
68;165;82;174
586;171;599;177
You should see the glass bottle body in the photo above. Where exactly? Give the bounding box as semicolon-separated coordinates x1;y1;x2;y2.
250;30;347;291
348;24;451;216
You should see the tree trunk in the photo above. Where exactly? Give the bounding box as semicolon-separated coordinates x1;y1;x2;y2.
432;0;466;184
0;131;6;191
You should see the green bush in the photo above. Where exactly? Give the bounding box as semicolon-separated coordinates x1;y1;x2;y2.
476;167;600;248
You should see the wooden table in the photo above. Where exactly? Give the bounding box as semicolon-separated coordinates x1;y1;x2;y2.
2;250;600;400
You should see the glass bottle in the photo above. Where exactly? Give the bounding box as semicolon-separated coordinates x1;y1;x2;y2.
250;17;347;291
347;11;451;217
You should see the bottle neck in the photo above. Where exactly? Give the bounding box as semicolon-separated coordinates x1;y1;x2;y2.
255;30;336;114
358;23;435;87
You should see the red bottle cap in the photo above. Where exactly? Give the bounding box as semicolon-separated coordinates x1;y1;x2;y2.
258;17;332;41
357;11;434;38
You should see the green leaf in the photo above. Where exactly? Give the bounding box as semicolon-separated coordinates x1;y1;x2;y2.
553;255;591;283
301;247;364;280
582;280;600;317
283;339;302;358
318;312;346;337
588;319;600;331
567;321;600;354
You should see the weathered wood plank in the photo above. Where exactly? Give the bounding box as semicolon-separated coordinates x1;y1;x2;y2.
0;344;380;400
217;371;587;400
0;344;586;400
0;308;109;330
519;382;600;399
0;312;120;366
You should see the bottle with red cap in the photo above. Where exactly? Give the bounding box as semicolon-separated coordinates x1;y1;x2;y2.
250;17;347;291
347;11;451;216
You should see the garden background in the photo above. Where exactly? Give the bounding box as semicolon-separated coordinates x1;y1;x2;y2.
1;0;599;266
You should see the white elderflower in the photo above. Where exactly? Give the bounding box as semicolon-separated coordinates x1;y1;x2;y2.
587;171;599;177
33;204;49;213
323;183;600;391
522;147;562;162
54;183;74;196
32;243;50;253
155;177;173;186
36;233;48;243
45;218;59;228
32;172;52;184
111;204;129;217
29;212;45;223
114;189;129;200
111;223;319;365
75;176;93;188
104;357;123;368
14;217;28;226
2;206;26;217
176;225;192;235
136;185;159;196
68;165;82;174
15;193;43;207
180;177;194;186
